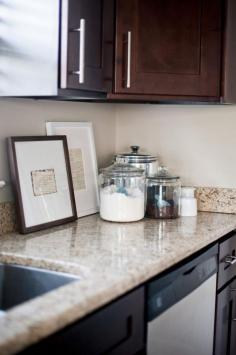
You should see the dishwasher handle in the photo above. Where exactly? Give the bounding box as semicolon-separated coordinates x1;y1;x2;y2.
147;245;218;322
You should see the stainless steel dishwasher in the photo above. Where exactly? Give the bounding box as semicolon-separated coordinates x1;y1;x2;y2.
147;245;218;355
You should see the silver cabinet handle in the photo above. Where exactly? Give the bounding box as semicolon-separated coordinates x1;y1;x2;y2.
60;1;85;87
71;19;86;84
126;31;131;88
60;0;69;88
225;255;236;265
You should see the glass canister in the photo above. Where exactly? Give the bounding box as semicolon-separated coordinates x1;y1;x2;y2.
114;146;159;176
99;159;145;222
146;167;181;219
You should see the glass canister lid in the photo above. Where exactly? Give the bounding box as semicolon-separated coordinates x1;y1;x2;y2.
115;146;158;163
100;158;145;177
147;166;180;182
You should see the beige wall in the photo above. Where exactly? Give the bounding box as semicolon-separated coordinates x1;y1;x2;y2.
1;99;236;202
0;99;116;202
115;104;236;188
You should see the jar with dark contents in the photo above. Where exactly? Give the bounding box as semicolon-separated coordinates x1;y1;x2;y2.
146;167;181;219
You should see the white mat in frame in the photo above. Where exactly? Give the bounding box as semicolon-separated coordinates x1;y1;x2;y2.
46;122;99;217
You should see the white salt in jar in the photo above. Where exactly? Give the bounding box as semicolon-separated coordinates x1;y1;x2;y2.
99;159;145;222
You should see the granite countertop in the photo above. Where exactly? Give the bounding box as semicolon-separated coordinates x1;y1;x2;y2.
0;212;236;355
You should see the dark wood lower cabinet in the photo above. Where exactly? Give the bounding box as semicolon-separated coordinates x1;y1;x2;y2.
17;236;236;355
215;279;236;355
218;232;236;290
19;287;145;355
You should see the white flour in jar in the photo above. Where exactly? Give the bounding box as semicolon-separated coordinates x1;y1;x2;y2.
100;186;145;222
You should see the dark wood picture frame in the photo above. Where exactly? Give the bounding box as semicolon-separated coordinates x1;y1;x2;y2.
8;136;77;234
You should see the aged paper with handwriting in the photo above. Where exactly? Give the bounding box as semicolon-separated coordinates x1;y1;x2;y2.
69;148;86;191
31;169;57;196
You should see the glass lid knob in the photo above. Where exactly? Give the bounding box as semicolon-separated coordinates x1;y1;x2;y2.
131;145;140;154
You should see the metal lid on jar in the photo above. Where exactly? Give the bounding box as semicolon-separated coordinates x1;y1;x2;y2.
115;146;158;164
147;166;180;182
101;158;145;177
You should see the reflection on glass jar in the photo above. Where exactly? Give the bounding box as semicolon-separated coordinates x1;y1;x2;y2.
146;167;181;219
99;159;146;222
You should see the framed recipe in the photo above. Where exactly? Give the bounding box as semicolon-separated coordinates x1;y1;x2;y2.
8;136;77;234
46;122;99;217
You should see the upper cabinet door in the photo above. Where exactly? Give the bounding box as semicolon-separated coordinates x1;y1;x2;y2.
114;0;222;99
0;0;59;96
60;0;114;92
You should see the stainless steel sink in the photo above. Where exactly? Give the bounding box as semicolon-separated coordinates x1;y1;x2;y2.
0;263;79;313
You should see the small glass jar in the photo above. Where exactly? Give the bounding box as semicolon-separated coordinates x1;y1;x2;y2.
146;167;181;219
99;159;145;222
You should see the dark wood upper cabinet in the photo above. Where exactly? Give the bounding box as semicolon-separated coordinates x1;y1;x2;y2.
0;0;114;98
60;0;114;93
2;0;236;102
112;0;222;101
221;0;236;104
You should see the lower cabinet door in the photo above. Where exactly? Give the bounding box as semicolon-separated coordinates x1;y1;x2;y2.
230;281;236;355
215;279;236;355
19;287;145;355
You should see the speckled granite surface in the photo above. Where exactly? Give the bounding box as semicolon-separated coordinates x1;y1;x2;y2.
0;213;236;355
0;202;17;236
0;187;235;238
196;187;236;213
